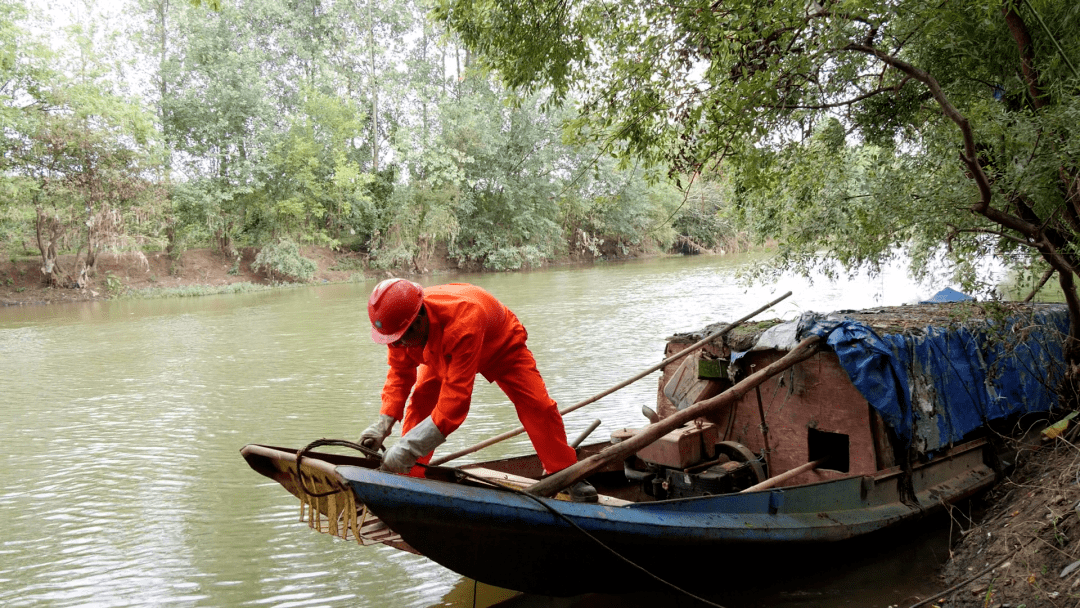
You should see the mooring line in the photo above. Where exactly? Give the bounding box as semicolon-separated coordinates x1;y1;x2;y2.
292;438;728;607
435;466;729;608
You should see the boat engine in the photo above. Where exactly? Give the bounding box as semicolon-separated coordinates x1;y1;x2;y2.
614;423;767;500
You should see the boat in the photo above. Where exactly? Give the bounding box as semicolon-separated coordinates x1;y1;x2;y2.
241;299;1070;596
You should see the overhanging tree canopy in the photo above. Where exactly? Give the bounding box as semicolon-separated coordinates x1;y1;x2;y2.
435;0;1080;359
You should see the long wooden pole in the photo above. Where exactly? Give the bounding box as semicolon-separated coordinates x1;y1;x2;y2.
526;335;823;497
429;291;794;466
739;458;827;493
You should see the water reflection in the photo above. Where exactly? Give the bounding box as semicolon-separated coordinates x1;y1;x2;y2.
0;254;957;608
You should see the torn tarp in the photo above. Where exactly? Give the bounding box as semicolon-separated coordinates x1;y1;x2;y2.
797;305;1069;453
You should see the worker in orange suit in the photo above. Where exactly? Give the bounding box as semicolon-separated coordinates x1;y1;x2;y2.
359;278;598;502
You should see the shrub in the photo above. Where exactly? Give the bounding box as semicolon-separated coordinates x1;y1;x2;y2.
484;245;545;271
252;239;318;283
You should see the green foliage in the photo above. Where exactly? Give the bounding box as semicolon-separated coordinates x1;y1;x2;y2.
157;0;277;253
0;176;35;256
0;1;167;286
435;79;564;268
671;177;742;253
558;156;685;258
367;243;416;272
480;246;543;271
434;0;1080;304
0;0;716;281
104;272;124;296
252;89;376;245
167;182;216;253
251;238;318;283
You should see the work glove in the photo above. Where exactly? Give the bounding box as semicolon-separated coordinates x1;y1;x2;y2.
379;417;446;474
358;414;397;452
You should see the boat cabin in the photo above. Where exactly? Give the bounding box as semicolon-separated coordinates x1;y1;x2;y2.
613;301;1069;499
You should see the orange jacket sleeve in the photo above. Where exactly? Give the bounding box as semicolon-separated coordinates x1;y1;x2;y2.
429;310;483;436
379;346;418;421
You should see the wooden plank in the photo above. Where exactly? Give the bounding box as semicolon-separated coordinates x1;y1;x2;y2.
461;466;631;506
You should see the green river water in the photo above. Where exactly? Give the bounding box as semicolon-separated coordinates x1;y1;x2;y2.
1;254;967;607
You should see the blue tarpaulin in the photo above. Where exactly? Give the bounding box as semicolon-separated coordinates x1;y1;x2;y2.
920;287;974;304
796;305;1069;453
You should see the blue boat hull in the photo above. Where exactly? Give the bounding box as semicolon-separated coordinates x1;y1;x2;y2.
338;439;994;595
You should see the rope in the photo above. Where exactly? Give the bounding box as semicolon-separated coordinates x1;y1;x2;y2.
294;438;382;498
291;437;727;606
448;466;730;608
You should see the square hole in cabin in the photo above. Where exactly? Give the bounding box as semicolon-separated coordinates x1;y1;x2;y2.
808;428;850;473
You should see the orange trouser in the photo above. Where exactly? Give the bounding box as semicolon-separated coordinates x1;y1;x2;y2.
400;349;577;477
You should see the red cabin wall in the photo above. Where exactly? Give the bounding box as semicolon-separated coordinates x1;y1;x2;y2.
658;342;888;487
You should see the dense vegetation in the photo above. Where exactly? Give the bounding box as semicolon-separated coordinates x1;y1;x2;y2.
0;0;738;288
9;0;1080;370
436;0;1080;373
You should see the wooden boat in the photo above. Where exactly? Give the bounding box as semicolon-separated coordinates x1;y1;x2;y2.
241;301;1069;596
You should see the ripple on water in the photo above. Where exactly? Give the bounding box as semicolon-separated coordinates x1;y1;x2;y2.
0;255;954;608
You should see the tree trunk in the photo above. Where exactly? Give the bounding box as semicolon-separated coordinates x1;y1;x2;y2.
35;207;64;287
368;0;378;172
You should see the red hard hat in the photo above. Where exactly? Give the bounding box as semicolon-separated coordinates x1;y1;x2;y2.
368;278;424;344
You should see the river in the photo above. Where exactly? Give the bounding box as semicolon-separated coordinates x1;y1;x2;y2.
0;253;968;607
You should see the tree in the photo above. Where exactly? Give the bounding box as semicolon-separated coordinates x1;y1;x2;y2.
146;0;412;255
2;0;163;287
156;0;275;255
434;0;1080;372
19;112;159;287
0;0;46;255
558;152;685;259
254;89;375;246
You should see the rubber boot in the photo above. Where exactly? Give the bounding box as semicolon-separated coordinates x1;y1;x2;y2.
568;480;598;503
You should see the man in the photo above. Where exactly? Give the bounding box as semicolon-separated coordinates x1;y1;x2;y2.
359;278;598;503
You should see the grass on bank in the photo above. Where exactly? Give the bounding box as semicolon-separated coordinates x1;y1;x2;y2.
124;282;277;299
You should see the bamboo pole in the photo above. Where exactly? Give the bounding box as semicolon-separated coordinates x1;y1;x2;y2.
739;458;827;493
429;291;794;466
526;335;823;497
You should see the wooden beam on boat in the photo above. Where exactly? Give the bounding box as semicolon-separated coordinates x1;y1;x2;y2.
739;457;828;493
526;335;823;498
461;466;631;506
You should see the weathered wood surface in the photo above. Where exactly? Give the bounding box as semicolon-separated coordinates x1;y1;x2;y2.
461;466;631;506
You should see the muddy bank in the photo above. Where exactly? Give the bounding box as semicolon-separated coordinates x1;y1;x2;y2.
931;433;1080;608
0;247;368;306
0;245;660;306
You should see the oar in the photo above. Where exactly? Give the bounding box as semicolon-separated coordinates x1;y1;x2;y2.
429;291;793;466
526;335;823;497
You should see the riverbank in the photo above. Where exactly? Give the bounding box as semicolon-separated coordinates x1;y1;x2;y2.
0;247;364;306
0;245;663;306
932;434;1080;607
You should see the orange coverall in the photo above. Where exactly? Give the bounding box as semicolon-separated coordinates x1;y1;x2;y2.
379;283;578;475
